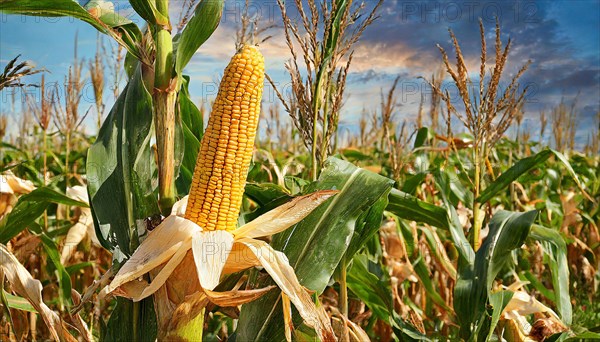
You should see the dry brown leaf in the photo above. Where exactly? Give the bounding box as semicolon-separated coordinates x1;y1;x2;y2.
0;173;34;218
204;286;275;307
0;244;66;341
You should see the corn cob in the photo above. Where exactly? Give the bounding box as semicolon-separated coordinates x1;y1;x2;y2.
185;45;265;231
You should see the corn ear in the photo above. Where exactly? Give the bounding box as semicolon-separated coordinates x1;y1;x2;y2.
185;45;265;231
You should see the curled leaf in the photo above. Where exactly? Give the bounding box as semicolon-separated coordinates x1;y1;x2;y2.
0;244;67;341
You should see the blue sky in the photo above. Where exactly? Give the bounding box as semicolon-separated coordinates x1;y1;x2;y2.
1;0;599;147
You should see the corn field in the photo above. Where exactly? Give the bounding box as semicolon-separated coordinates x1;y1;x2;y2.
0;0;599;341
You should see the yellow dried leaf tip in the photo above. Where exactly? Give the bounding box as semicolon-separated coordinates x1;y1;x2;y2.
185;45;265;231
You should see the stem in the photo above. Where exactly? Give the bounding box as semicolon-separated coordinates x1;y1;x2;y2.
311;69;324;181
133;301;140;342
311;104;319;181
153;91;177;214
65;131;71;220
154;31;173;91
43;130;48;231
509;149;515;211
338;259;348;317
472;143;486;251
154;0;177;214
30;309;37;341
321;82;330;168
472;181;481;250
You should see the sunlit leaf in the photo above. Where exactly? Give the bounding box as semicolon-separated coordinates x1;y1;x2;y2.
386;189;449;230
237;157;393;341
454;210;537;339
477;149;593;203
0;187;87;244
530;224;572;325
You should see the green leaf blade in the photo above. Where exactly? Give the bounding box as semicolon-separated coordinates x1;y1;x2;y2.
175;0;224;74
237;157;393;341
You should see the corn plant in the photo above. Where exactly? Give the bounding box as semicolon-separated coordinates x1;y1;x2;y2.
1;0;224;339
425;19;531;251
269;0;383;180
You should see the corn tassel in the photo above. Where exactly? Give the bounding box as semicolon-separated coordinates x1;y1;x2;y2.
185;45;264;231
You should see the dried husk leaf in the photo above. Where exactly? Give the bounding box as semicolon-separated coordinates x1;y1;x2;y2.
0;173;34;218
233;190;338;239
107;216;198;293
204;286;276;307
222;242;261;274
0;173;35;194
106;191;337;339
192;230;234;291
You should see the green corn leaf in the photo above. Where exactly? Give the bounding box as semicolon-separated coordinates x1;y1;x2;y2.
65;261;95;275
386;188;449;230
486;290;514;342
244;183;292;207
419;226;457;279
87;63;159;257
102;297;157;342
530;224;572;325
413;255;452;312
477;149;592;203
0;187;88;244
0;0;142;58
340;148;374;162
347;255;429;341
401;172;427;194
521;271;556;302
347;255;392;321
2;291;37;313
0;282;16;338
87;64;158;341
237;157;393;341
454;210;537;339
175;0;224;74
547;328;600;342
434;170;476;265
130;0;169;25
243;182;294;222
344;191;390;261
176;76;203;195
40;234;72;307
413;127;431;149
17;187;88;207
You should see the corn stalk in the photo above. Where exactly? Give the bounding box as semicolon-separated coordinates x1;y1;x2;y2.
153;0;177;214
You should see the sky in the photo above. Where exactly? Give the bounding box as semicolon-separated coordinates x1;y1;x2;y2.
1;0;599;148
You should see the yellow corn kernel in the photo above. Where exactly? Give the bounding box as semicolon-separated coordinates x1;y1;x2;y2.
185;45;265;231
